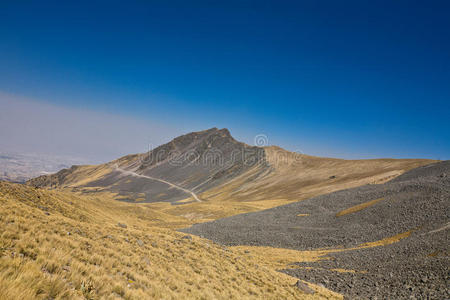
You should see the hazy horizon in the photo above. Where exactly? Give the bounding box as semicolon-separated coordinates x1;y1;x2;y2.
1;91;448;162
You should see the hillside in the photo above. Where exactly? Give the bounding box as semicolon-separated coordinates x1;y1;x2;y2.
0;181;341;299
28;128;434;209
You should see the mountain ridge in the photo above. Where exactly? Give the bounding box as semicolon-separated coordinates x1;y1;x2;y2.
28;128;436;205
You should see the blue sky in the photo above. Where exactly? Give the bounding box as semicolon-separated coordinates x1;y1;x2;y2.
1;0;449;160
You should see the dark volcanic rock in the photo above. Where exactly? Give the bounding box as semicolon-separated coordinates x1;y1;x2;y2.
181;161;450;299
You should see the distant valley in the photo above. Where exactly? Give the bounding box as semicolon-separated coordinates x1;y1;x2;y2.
0;152;92;183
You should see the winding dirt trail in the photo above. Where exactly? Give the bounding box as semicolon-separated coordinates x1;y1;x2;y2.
115;166;202;202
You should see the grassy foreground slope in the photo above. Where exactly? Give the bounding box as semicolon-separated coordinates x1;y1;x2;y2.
0;181;341;300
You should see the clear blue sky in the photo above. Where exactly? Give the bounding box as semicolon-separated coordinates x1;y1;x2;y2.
1;1;449;160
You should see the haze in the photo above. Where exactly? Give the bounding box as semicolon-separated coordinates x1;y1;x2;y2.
0;92;180;162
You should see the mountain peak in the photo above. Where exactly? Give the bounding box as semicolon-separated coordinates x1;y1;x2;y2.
217;128;231;136
172;128;234;146
200;127;230;134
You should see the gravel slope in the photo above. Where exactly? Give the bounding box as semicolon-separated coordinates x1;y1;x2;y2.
182;161;450;299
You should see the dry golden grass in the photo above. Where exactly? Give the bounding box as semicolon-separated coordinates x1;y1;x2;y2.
66;165;113;187
143;197;298;229
0;181;342;300
229;230;413;270
199;147;434;206
356;230;413;248
17;146;434;299
335;197;385;217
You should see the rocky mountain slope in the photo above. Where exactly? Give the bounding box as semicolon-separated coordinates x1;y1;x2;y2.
28;128;434;206
182;161;450;299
